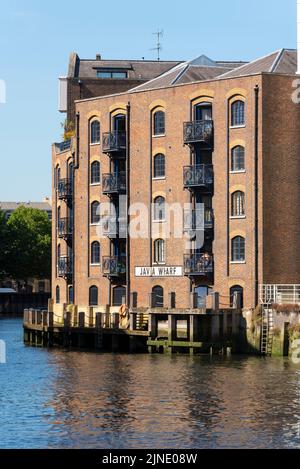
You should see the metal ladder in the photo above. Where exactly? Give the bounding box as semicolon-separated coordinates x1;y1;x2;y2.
260;304;274;356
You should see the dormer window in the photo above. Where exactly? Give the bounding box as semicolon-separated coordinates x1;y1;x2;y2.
96;70;128;79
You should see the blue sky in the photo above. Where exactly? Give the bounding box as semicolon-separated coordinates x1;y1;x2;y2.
0;0;297;201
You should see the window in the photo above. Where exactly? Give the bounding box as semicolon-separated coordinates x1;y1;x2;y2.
113;286;126;306
194;103;212;121
154;239;165;264
231;100;245;127
231;236;245;262
231;146;245;172
230;285;244;308
68;286;74;305
231;191;245;217
90;120;100;144
89;286;98;306
152;286;164;308
153;196;165;221
91;201;100;224
97;70;127;79
91;161;100;184
91;241;100;264
154;154;165;178
55;286;60;304
153;110;165;136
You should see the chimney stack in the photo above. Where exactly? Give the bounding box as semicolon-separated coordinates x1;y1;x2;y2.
297;0;300;73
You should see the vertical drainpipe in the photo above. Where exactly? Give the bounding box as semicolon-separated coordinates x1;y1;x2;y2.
126;102;131;306
189;102;193;296
226;100;230;277
254;85;259;306
149;113;153;268
73;111;80;305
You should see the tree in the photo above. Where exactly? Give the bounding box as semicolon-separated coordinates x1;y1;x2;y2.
0;209;8;279
6;206;51;283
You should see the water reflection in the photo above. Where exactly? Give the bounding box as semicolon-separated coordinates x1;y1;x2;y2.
1;318;300;448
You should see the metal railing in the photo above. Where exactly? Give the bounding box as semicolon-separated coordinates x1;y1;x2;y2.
183;164;213;189
55;139;72;153
102;172;126;195
57;256;73;277
57;178;73;200
57;218;73;239
183;120;213;146
183;208;214;231
259;285;300;305
183;253;214;276
102;131;126;153
102;255;126;276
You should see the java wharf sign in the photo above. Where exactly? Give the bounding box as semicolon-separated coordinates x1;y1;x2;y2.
135;266;183;277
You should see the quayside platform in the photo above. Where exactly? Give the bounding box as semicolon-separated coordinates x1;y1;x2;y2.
23;293;243;354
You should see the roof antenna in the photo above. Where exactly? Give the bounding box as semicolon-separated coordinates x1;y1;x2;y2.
151;29;163;61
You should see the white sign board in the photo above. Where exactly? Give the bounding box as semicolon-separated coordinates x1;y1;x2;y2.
135;266;183;277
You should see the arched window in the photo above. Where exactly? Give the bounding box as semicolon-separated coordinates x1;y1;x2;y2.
91;241;100;264
89;285;98;306
113;286;126;306
231;236;245;262
90;120;100;144
231;100;245;127
153;110;165;136
231;146;245;172
91;201;100;224
231;191;245;217
91;161;100;184
230;285;244;308
153;196;165;221
154;239;165;264
154;154;165;178
68;286;74;304
152;285;164;308
55;285;60;304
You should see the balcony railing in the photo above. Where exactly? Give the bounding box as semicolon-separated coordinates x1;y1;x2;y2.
57;218;73;239
183;253;213;276
57;256;72;277
102;255;126;276
55;139;72;154
183;208;214;232
183;164;213;189
183;120;213;146
57;178;73;200
101;217;118;238
102;172;126;195
102;131;126;153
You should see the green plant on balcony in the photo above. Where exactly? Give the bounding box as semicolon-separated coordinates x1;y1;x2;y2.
61;119;75;141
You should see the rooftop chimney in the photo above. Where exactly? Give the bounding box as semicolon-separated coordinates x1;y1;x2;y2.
96;53;101;61
297;0;300;73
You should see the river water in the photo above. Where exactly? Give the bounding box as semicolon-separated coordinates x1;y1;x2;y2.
1;317;300;449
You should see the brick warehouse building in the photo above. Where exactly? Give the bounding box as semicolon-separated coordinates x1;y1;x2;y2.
52;49;300;318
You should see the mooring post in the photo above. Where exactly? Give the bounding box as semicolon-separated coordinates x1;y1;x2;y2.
167;314;176;353
95;312;103;350
189;314;198;355
48;312;54;328
130;312;137;330
211;292;220;313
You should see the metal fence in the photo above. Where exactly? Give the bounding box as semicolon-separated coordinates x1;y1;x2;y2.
259;285;300;304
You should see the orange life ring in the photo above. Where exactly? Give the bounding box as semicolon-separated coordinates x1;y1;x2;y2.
119;304;128;317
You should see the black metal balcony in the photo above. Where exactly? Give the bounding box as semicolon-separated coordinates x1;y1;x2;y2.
102;256;126;276
102;131;126;154
183;120;213;147
101;217;118;238
57;218;73;239
183;164;213;189
57;178;72;201
57;256;72;278
102;172;126;195
183;208;214;232
183;253;213;276
55;139;72;153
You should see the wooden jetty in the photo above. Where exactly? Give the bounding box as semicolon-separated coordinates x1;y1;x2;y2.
23;293;243;354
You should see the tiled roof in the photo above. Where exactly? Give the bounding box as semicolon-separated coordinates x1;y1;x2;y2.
129;55;239;92
0;202;52;212
218;49;297;79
